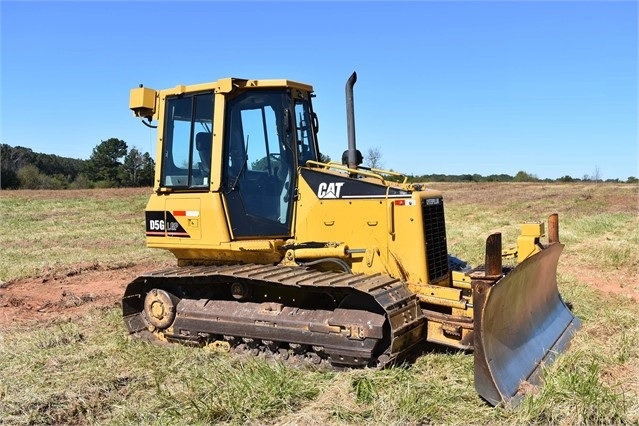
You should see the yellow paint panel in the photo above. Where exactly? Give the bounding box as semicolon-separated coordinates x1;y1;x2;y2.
166;198;201;239
521;222;544;237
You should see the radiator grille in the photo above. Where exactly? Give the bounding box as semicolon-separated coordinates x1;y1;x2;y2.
422;198;449;282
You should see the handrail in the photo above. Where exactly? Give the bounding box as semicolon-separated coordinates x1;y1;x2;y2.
305;160;409;185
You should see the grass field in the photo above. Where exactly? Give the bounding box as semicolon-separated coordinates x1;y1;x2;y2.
1;183;637;425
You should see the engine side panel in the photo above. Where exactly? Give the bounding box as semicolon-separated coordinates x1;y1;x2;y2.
295;168;448;284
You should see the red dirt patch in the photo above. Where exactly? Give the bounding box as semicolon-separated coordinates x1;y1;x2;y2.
567;266;639;302
0;262;168;326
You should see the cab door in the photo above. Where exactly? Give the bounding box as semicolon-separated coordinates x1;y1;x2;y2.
222;90;295;239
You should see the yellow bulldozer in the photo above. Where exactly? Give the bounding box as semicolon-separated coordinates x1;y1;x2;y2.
124;72;580;406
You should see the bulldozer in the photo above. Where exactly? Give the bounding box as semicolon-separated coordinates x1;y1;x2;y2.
124;72;580;406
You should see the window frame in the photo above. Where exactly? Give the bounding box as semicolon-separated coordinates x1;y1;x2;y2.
160;91;214;189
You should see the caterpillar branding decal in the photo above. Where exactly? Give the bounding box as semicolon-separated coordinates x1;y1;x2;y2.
300;168;411;199
145;211;190;238
317;182;345;199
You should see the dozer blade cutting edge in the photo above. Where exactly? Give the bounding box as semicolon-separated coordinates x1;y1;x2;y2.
472;242;581;406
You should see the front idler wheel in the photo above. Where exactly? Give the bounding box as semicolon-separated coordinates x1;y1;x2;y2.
143;289;178;330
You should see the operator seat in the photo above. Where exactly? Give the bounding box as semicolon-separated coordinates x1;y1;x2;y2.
195;132;212;174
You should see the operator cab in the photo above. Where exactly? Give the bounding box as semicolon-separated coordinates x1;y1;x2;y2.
157;83;320;239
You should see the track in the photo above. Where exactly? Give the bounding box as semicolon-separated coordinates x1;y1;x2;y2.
122;263;425;367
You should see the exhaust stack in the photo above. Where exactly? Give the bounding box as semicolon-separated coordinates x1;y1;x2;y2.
345;72;359;170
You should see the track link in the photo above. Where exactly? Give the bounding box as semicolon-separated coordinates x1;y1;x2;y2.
122;263;425;367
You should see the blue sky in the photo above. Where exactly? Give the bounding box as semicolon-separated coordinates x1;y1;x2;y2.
2;1;637;180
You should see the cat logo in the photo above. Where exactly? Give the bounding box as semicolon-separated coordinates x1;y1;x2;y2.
317;182;345;199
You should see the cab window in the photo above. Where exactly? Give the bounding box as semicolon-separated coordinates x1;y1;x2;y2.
294;97;318;166
160;93;214;188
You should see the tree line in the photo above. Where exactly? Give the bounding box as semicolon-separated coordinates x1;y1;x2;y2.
363;147;637;184
392;170;638;184
1;139;155;189
2;141;636;190
384;171;638;184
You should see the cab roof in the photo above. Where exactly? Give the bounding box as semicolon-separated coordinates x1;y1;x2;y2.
163;77;314;96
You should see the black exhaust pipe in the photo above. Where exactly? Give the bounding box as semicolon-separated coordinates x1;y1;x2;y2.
345;72;360;170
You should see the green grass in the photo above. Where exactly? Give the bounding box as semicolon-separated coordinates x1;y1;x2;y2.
1;183;638;425
515;277;639;424
0;309;329;425
3;284;634;425
0;189;173;281
563;212;639;270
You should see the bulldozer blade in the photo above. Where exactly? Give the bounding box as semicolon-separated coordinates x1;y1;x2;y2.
473;243;581;406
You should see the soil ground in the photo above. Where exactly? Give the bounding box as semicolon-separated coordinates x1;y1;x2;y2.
0;261;171;326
